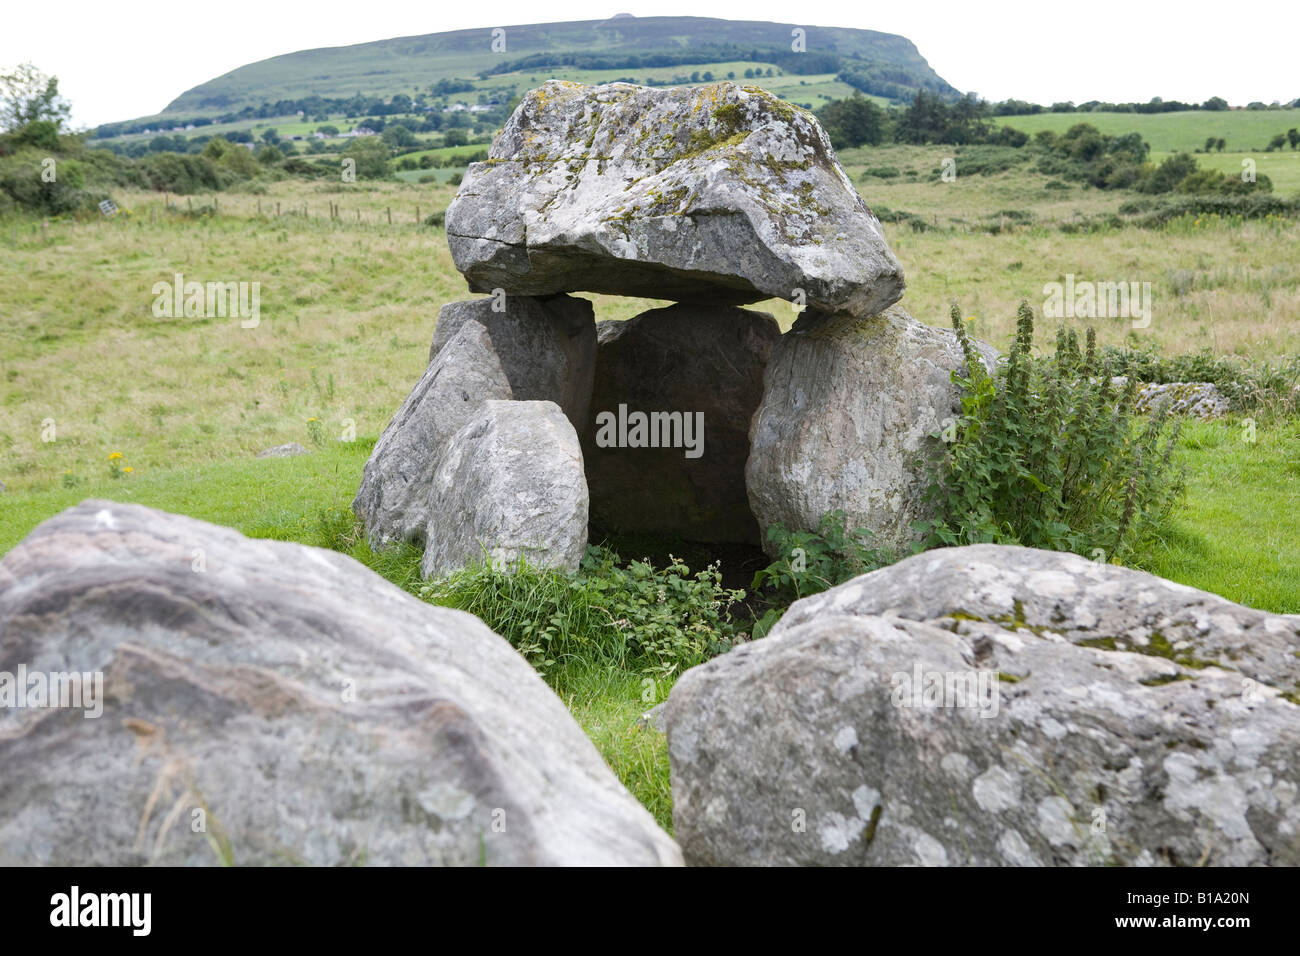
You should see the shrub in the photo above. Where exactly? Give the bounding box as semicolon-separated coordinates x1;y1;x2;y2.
421;545;744;686
1100;342;1300;414
918;303;1185;563
952;144;1028;176
750;510;896;637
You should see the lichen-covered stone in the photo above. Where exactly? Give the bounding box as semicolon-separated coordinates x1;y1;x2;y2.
745;306;996;556
0;501;681;866
664;544;1300;866
583;304;780;544
446;81;904;316
1113;378;1230;420
422;400;589;579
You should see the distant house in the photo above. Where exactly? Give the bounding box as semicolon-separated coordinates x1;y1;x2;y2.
341;127;378;138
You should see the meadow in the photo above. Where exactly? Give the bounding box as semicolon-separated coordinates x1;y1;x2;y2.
993;107;1300;154
3;126;1299;828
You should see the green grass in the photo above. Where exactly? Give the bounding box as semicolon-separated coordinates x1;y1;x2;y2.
0;440;369;554
1137;416;1300;612
1149;149;1300;194
559;667;673;832
993;109;1300;155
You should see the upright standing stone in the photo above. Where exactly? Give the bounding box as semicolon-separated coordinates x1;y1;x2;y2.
746;306;996;555
353;321;512;547
430;293;597;431
423;401;589;579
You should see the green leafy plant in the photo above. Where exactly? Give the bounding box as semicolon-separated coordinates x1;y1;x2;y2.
420;545;744;688
750;510;895;637
918;302;1186;564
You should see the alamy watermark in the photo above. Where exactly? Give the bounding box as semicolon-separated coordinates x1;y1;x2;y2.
594;404;704;459
890;662;1000;718
0;664;103;719
1043;274;1151;329
151;272;260;328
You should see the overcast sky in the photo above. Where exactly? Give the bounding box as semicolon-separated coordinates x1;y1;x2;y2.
4;0;1295;128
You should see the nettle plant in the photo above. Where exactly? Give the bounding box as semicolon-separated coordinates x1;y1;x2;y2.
750;510;895;637
917;302;1186;563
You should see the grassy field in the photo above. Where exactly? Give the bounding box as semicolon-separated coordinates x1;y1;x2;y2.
994;108;1300;154
3;131;1299;823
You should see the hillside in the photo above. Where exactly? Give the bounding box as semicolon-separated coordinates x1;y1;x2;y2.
156;15;955;116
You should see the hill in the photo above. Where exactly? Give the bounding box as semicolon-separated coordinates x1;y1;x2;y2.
152;15;955;117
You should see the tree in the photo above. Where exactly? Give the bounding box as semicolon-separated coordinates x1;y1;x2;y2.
816;93;885;148
260;128;280;145
1201;96;1228;111
381;124;416;148
256;144;284;164
0;63;71;132
1266;133;1286;151
1204;136;1217;152
443;128;468;148
342;136;390;179
1216;138;1226;151
1288;129;1300;150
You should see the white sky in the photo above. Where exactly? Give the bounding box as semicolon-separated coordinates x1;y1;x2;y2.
3;0;1296;129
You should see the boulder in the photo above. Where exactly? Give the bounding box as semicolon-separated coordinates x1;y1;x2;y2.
664;544;1300;866
0;501;681;866
746;306;996;556
422;400;589;579
256;442;310;459
430;294;597;430
1114;378;1230;420
353;321;512;547
584;304;780;544
446;81;904;316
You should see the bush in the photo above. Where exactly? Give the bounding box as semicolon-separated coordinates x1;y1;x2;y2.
918;303;1185;563
1122;192;1298;225
1100;342;1300;413
749;510;895;637
421;545;744;685
952;144;1028;176
134;152;227;193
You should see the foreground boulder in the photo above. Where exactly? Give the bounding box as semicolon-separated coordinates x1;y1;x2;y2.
0;501;679;866
430;294;597;430
423;401;589;579
583;304;780;544
353;321;512;547
746;307;996;556
664;545;1300;866
446;81;904;316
